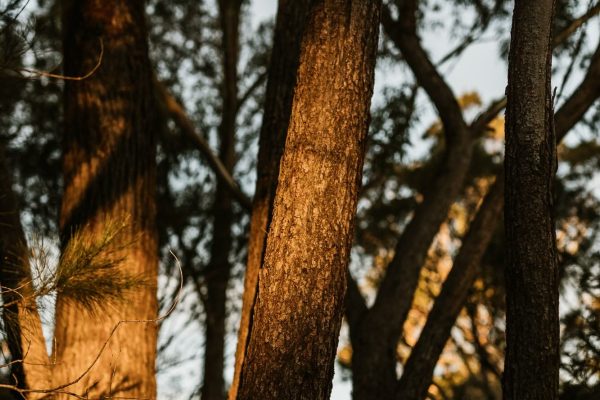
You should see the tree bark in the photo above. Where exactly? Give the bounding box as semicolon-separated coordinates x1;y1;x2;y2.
53;1;158;398
201;1;241;399
228;1;311;399
236;1;381;399
0;143;51;397
503;1;558;399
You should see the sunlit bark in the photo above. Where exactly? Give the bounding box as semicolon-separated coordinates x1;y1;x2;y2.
53;1;158;397
229;1;311;399
236;1;381;399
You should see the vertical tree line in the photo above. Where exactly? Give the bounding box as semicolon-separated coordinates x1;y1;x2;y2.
229;1;311;397
504;0;559;399
202;1;242;399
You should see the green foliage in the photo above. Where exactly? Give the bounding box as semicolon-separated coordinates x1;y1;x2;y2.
26;219;145;312
54;220;143;310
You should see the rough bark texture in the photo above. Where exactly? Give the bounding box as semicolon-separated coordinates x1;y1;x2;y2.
503;1;559;399
236;1;381;399
228;1;311;398
396;178;504;400
53;1;158;398
202;1;241;399
0;144;51;396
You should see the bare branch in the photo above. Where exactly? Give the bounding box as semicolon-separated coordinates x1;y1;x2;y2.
467;5;600;135
237;70;267;112
155;81;252;212
555;43;600;140
19;39;104;81
381;2;470;145
344;271;368;342
553;3;600;47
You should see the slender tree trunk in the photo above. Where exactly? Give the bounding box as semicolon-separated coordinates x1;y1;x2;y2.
0;143;51;397
503;1;558;399
228;1;311;398
53;1;158;398
236;2;381;399
201;1;241;399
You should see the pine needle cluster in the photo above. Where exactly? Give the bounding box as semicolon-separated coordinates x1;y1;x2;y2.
29;218;145;312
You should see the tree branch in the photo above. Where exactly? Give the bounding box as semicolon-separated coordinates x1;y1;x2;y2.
553;3;600;47
155;81;252;212
555;43;600;141
345;271;368;343
237;70;267;113
351;3;478;397
381;1;470;144
469;5;600;136
395;176;504;400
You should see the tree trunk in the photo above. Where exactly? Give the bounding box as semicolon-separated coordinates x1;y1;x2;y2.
53;1;158;398
228;1;311;398
236;2;381;399
503;0;558;399
0;143;51;397
361;20;600;399
201;1;241;399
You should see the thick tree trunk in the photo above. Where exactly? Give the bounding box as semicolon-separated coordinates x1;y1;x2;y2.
201;1;241;399
503;1;558;399
0;144;51;397
53;1;158;398
228;1;311;399
236;2;381;399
